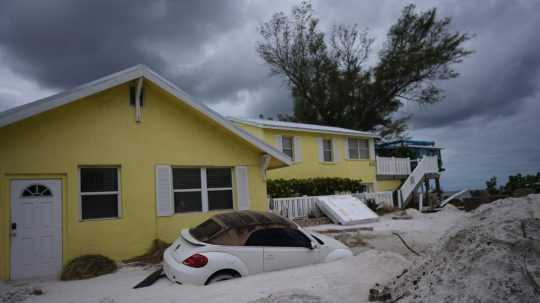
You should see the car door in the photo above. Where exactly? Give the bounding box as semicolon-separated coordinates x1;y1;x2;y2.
245;228;319;272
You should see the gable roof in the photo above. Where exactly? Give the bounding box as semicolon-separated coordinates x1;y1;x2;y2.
0;65;292;167
229;117;379;138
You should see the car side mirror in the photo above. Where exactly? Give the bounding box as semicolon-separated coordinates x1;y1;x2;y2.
309;241;319;250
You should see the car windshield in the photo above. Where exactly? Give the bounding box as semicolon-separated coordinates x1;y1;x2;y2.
311;233;324;245
189;219;223;242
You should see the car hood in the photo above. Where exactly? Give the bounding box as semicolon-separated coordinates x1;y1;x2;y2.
310;231;349;250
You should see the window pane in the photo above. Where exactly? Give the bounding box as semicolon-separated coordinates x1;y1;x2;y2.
282;137;293;149
283;148;294;159
348;139;359;159
173;168;201;189
357;139;369;148
174;191;202;213
359;149;370;159
245;228;311;247
190;219;224;241
81;168;118;192
81;194;118;219
207;168;232;188
282;137;294;160
349;148;359;159
323;139;332;150
324;150;333;162
208;190;233;210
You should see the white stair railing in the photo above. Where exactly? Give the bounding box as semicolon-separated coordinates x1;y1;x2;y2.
399;156;439;207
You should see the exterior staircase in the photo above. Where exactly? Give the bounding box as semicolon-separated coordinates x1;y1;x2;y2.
398;156;439;208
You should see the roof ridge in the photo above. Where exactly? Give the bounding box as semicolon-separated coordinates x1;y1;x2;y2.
0;65;292;167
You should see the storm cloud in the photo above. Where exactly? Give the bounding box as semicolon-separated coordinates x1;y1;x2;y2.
0;0;539;190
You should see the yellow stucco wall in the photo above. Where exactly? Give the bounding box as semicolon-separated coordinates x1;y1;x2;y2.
376;179;403;192
234;123;378;186
0;82;268;280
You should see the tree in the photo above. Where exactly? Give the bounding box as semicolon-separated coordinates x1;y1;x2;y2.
485;176;499;195
257;2;473;138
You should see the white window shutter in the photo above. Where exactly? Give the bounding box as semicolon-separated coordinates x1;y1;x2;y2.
155;165;174;216
235;166;250;210
345;138;350;160
293;136;301;162
274;135;283;152
333;139;339;161
317;138;324;162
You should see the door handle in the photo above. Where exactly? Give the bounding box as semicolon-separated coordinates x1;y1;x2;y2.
10;223;16;237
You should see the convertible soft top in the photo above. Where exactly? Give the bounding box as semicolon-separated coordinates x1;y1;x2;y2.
212;210;296;229
189;210;297;245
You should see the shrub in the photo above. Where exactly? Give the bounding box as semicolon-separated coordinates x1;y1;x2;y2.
267;177;364;198
61;255;117;281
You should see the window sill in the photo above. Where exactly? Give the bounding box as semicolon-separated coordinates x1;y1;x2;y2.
171;209;234;216
319;161;337;165
345;158;370;161
79;216;122;222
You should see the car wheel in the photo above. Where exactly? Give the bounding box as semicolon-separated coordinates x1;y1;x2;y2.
206;272;238;284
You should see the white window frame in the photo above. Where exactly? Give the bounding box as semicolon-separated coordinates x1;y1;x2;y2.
79;166;121;221
281;136;295;161
323;139;334;162
172;167;234;213
348;138;370;160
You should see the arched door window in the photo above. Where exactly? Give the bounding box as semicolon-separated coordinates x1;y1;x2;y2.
21;184;52;197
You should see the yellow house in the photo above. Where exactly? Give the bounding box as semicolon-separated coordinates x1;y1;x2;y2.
231;118;387;192
0;65;291;280
230;118;442;208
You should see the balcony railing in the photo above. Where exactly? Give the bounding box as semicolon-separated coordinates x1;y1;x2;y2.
376;156;411;176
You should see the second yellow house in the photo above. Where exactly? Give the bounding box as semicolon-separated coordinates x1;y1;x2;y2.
230;118;390;192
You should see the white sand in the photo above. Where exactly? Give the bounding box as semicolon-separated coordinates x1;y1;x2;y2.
309;205;465;257
385;195;540;303
0;206;466;303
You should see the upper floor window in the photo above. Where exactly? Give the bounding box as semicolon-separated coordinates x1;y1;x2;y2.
80;167;120;220
323;139;334;162
282;136;294;160
173;168;233;213
348;138;370;159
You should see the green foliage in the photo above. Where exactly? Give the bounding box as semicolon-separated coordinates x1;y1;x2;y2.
377;146;418;159
257;1;473;139
501;172;540;195
484;172;540;196
485;176;498;195
267;177;365;198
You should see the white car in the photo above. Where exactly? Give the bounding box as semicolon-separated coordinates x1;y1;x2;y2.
163;210;352;285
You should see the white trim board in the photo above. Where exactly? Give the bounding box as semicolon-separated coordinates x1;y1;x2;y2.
229;117;379;138
0;65;292;167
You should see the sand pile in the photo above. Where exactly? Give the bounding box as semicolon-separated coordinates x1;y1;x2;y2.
381;194;540;303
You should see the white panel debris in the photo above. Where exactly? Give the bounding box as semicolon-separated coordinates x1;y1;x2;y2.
316;195;379;225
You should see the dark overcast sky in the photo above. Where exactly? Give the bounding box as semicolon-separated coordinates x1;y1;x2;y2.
1;0;539;191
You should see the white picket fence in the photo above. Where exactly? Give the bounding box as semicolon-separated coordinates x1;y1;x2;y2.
269;196;318;219
353;191;395;209
269;191;396;219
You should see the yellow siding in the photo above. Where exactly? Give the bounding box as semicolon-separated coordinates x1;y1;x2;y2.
376;179;402;192
0;82;268;280
234;123;377;186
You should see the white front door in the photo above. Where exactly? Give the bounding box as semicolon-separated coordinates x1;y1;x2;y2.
11;179;62;280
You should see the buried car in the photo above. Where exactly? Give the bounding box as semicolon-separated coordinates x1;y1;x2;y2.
163;210;352;285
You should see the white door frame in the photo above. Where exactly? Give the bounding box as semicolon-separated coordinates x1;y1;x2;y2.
10;179;63;280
